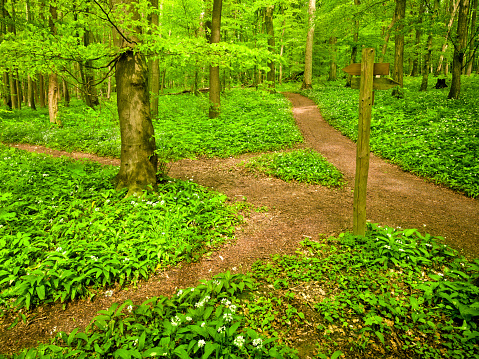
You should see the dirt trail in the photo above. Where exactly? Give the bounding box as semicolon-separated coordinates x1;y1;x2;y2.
1;92;478;355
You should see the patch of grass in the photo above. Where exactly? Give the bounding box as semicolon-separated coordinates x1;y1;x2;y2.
248;224;479;358
3;272;297;359
241;149;344;187
302;76;479;198
0;88;303;160
0;145;239;312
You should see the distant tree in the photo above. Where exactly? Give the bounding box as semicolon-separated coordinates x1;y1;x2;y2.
391;0;406;98
448;0;470;99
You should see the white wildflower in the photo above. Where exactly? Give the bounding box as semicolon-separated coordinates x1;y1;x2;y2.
223;312;233;323
252;338;263;349
198;339;206;348
233;335;245;347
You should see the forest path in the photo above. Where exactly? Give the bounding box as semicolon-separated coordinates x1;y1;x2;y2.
1;92;478;355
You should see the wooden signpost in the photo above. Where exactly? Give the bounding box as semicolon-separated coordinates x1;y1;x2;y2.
342;48;399;236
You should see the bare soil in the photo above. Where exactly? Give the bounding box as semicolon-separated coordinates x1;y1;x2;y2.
1;92;478;357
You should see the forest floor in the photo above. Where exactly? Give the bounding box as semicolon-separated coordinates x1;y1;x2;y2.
1;92;478;357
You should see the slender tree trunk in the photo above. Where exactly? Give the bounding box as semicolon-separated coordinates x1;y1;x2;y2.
209;0;223;119
63;78;70;106
379;16;396;63
448;0;470;99
48;5;61;125
392;0;406;97
420;0;439;91
112;0;157;195
328;36;338;81
15;70;21;109
411;2;424;76
301;0;316;89
466;0;477;75
2;72;11;108
347;0;360;86
265;5;275;88
150;0;160;117
38;74;46;107
82;26;99;108
9;71;18;109
278;18;286;85
436;0;461;75
27;75;36;110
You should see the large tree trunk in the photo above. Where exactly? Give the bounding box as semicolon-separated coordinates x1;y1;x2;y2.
301;0;316;89
466;0;477;75
48;5;61;125
436;0;461;75
112;0;157;195
265;5;275;88
392;0;406;97
209;0;222;119
114;50;157;194
448;0;470;99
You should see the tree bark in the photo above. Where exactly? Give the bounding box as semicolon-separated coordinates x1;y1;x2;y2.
301;0;316;89
38;74;46;107
448;0;470;99
111;0;158;195
265;5;275;88
466;0;477;75
436;0;461;75
9;71;18;109
48;5;61;125
209;0;222;119
2;72;11;108
392;0;406;97
347;0;360;86
411;2;424;76
150;0;160;117
278;17;286;85
420;0;440;91
63;78;70;106
27;75;36;110
82;25;99;108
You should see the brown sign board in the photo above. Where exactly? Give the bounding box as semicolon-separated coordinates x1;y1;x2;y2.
350;77;400;91
342;63;390;76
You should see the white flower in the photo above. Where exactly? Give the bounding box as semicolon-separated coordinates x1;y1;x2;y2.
198;339;206;348
186;316;192;321
171;315;181;326
105;290;113;297
233;335;245;347
229;304;237;313
127;305;133;312
42;174;49;177
213;279;221;285
398;248;404;252
177;289;183;296
123;258;129;263
91;255;98;261
95;208;99;212
252;338;263;349
105;199;110;204
384;245;391;250
201;322;206;327
217;326;226;333
223;312;233;323
133;339;138;346
56;247;63;252
221;298;231;306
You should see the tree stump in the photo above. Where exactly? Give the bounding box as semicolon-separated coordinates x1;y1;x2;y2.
435;78;448;89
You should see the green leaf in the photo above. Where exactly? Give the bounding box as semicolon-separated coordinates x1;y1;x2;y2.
331;350;343;359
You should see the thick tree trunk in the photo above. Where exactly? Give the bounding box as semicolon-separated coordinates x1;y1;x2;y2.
301;0;316;89
436;0;461;75
466;0;477;75
448;0;470;99
112;0;158;195
209;0;222;119
2;72;11;108
114;50;157;194
265;5;275;88
392;0;406;97
82;28;99;108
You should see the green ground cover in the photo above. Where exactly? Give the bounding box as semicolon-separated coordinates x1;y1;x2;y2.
0;89;303;160
302;76;479;198
241;149;344;187
5;225;478;358
0;144;239;312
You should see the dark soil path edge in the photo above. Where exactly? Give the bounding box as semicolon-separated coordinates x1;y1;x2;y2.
0;92;477;355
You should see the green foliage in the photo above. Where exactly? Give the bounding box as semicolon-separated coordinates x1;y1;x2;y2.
4;273;297;359
0;89;303;160
241;149;344;187
0;145;239;311
303;77;479;198
249;224;479;358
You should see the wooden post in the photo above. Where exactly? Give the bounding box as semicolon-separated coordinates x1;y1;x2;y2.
353;48;375;236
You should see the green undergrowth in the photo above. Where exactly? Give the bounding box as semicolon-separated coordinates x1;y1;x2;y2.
249;224;479;358
0;88;303;160
3;272;297;359
302;76;479;198
0;144;239;313
241;149;344;187
6;225;478;358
